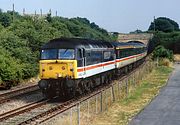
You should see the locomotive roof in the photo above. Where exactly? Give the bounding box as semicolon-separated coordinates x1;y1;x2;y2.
41;38;114;49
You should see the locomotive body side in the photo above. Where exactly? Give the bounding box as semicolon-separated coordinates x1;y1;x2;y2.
77;48;115;79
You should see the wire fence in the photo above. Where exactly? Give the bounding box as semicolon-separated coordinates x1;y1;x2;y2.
44;60;155;125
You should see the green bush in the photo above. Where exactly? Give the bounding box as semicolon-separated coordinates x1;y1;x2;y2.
0;47;23;84
153;45;174;61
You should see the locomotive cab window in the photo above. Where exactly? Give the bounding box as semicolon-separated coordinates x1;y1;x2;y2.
41;49;58;59
58;49;75;59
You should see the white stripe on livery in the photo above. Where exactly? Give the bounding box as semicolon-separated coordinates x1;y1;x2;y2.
77;52;147;78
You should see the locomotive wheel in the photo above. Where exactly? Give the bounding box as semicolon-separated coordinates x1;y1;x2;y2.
124;67;128;74
89;80;94;90
84;80;91;93
80;81;86;94
64;87;76;99
75;81;84;96
104;76;109;84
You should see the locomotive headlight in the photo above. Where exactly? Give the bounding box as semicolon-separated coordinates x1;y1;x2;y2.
57;73;62;77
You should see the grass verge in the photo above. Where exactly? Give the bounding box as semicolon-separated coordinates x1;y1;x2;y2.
91;66;173;125
174;54;180;62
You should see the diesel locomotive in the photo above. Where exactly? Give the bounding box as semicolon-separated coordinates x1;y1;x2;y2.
38;38;147;98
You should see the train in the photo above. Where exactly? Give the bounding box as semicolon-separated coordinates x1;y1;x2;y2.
38;38;147;98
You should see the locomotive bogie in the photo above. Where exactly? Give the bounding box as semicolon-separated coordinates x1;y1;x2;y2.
39;69;115;99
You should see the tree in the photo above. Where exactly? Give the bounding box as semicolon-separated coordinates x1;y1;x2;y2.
46;13;52;23
130;29;143;34
153;45;173;61
150;32;180;53
148;17;179;32
0;13;11;27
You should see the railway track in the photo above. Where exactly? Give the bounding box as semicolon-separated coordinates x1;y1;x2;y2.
0;81;121;124
0;60;148;125
0;84;39;104
0;97;66;124
0;99;49;122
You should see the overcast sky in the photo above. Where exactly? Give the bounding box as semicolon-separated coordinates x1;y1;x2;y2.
0;0;180;33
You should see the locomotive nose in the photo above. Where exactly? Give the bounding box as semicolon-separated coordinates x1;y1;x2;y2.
39;60;76;79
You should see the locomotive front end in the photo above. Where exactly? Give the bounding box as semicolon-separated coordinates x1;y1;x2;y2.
39;60;77;79
38;48;77;98
39;49;77;79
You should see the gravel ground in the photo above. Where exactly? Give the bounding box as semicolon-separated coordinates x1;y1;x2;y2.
0;90;43;114
0;78;38;95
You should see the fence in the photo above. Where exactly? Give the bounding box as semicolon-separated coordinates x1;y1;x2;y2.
44;60;155;125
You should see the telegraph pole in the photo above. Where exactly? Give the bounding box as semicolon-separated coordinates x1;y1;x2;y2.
40;9;42;17
23;8;25;15
49;9;52;15
55;11;58;17
34;10;37;21
12;3;15;22
153;16;156;32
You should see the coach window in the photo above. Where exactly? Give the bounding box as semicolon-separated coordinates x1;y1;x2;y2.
137;48;141;54
140;48;143;53
144;47;146;52
123;49;128;57
119;50;123;58
132;48;135;55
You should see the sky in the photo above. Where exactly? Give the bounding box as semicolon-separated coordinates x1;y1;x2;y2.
0;0;180;33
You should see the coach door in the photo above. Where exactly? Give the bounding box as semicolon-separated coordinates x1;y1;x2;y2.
77;48;86;78
82;48;86;77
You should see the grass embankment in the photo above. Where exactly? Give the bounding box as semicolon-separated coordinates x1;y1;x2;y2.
174;54;180;62
92;66;173;125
